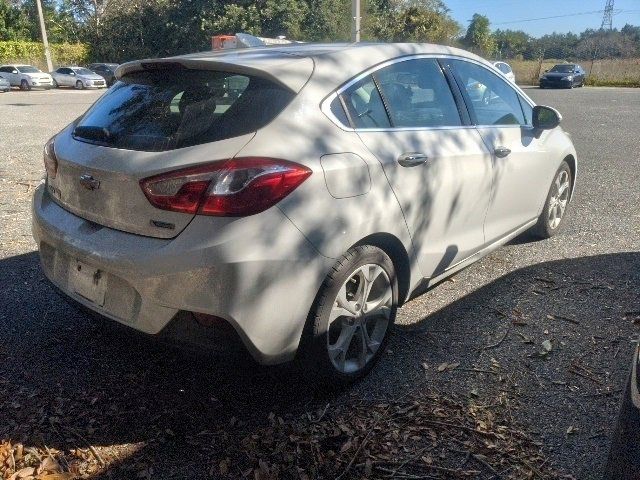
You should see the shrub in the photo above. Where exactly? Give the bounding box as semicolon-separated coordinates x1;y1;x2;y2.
0;41;90;69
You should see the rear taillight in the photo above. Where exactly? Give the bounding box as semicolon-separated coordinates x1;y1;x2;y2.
43;138;57;179
140;158;312;217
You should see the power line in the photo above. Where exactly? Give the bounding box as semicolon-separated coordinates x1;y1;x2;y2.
493;10;609;25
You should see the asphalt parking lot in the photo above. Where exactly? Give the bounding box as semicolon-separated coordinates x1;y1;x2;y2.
1;86;639;479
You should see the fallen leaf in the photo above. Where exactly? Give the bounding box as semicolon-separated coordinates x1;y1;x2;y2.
339;440;352;453
437;363;448;372
9;467;35;480
541;340;553;352
37;456;61;474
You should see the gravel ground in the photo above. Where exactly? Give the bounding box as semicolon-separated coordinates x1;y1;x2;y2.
0;86;639;479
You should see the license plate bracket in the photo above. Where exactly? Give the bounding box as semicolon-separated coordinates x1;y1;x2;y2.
69;260;107;306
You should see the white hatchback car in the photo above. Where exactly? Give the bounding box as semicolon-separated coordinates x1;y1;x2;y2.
32;43;577;383
0;64;54;90
493;61;516;83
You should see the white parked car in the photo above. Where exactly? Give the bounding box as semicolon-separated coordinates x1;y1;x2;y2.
493;61;516;82
32;43;577;383
51;66;107;89
0;64;54;90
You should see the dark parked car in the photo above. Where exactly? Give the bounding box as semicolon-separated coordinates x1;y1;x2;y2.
604;340;640;479
0;75;10;92
87;63;119;86
539;64;585;89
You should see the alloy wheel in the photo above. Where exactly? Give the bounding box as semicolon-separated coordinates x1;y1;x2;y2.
327;263;392;374
548;170;570;229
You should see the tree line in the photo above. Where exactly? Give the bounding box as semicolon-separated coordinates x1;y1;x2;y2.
1;0;639;63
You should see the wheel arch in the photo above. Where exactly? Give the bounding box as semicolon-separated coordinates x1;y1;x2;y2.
353;233;412;306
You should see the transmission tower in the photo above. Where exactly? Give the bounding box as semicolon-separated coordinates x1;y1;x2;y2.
600;0;614;30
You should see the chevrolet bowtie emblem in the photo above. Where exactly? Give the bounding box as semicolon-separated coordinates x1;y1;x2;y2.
79;174;100;191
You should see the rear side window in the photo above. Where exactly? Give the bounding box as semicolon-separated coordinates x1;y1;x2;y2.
73;68;295;151
374;58;461;128
342;75;391;129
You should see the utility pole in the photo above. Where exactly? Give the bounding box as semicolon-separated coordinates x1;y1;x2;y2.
35;0;53;72
351;0;361;43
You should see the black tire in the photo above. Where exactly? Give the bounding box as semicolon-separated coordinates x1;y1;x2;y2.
52;79;59;88
20;79;30;91
531;161;572;239
299;245;398;385
75;80;84;90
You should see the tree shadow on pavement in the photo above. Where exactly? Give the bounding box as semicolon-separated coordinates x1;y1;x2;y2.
0;250;638;479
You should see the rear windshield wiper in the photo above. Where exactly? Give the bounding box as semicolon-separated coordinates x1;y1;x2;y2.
73;125;113;142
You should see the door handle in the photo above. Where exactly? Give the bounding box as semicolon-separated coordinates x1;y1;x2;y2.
494;146;511;158
397;152;429;167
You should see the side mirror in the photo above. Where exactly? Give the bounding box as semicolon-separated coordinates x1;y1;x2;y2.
544;69;548;73
70;72;76;76
12;70;18;74
533;105;562;130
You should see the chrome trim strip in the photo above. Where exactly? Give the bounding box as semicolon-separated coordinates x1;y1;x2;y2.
320;53;536;132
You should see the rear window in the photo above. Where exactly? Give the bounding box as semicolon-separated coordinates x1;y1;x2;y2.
73;68;295;151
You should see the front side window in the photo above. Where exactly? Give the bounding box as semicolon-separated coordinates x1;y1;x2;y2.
374;58;461;128
73;68;295;151
342;75;391;129
450;59;525;126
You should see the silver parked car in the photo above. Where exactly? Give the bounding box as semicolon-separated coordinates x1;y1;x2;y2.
32;43;577;383
0;64;54;90
51;66;107;89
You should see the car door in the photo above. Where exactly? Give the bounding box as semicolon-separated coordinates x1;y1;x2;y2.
64;68;77;86
55;68;66;86
446;58;550;243
341;57;493;277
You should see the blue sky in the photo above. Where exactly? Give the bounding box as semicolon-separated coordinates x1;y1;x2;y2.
444;0;640;37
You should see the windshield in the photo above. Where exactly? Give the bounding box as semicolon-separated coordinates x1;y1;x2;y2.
73;68;294;152
17;66;40;73
549;65;575;73
73;68;96;76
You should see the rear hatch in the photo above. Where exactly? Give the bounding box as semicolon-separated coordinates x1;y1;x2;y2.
47;60;308;238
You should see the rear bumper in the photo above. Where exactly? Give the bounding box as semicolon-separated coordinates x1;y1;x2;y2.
32;183;331;364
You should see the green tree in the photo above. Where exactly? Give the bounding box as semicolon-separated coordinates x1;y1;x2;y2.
366;1;460;43
0;0;30;40
493;29;530;58
463;13;495;56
